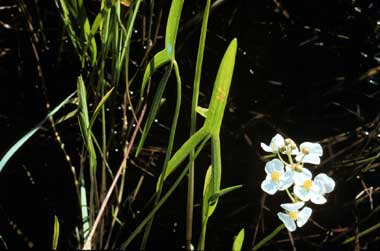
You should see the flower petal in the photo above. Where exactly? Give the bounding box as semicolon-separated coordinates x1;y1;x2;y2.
285;165;292;172
261;179;278;195
302;153;321;165
278;212;296;232
290;147;299;155
300;142;323;156
260;143;274;153
314;173;335;193
296;207;312;227
280;202;305;211
310;192;327;204
270;134;285;152
265;159;284;174
293;169;311;186
294;185;310;201
279;171;293;190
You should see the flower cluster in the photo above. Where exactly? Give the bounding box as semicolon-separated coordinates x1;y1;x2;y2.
260;134;335;232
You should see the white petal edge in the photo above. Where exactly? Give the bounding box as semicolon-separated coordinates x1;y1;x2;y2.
310;192;327;204
314;173;335;193
265;159;284;175
260;143;274;153
261;179;278;195
294;185;311;202
280;202;304;211
302;154;321;165
271;134;285;151
296;207;312;227
278;212;296;232
279;171;293;190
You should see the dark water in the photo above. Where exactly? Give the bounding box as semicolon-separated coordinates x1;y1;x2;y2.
1;0;380;250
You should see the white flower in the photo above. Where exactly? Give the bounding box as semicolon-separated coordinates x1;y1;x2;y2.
260;134;285;153
295;142;323;165
293;168;325;204
284;138;299;155
314;173;335;195
277;202;312;232
285;163;310;180
261;159;293;195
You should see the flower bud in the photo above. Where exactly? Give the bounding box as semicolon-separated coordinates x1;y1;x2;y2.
285;138;297;150
301;146;310;155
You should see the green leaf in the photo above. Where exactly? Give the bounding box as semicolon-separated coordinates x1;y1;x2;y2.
91;12;103;36
56;109;78;125
204;38;237;134
52;215;60;250
159;127;209;185
0;92;75;173
88;87;114;129
202;165;217;218
140;50;171;96
232;228;245;251
77;76;90;145
139;0;184;96
165;0;184;56
76;76;97;169
209;184;243;204
135;66;172;157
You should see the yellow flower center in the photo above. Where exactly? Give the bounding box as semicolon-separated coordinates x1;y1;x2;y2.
288;211;298;221
301;146;310;155
303;179;313;190
271;171;281;182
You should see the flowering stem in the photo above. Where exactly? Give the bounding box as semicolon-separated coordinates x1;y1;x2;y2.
286;152;294;165
276;152;289;166
342;222;380;245
262;153;276;159
285;189;296;203
251;224;285;250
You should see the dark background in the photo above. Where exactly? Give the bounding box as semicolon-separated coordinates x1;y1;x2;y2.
1;0;380;250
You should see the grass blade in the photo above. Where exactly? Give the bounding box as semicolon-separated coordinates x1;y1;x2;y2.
158;127;209;186
135;65;172;157
140;50;170;96
232;228;245;251
52;215;60;250
0;92;75;173
88;87;114;129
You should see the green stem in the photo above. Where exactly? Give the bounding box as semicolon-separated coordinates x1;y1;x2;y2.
252;224;285;250
120;136;209;249
285;189;296;203
140;60;182;249
187;0;210;248
286;151;294;165
342;223;380;245
276;152;289;166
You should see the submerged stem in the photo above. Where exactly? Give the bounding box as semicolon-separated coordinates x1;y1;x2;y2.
252;224;285;250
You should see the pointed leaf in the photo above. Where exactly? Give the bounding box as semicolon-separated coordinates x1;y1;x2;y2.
0;92;75;173
140;50;171;96
135;66;172;157
204;39;237;134
165;0;184;56
232;228;245;251
52;215;60;250
209;185;243;204
88;87;114;129
203;165;218;218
